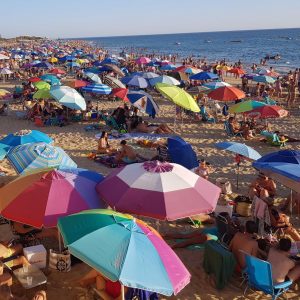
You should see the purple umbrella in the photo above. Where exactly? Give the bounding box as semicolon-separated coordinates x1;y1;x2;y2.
96;161;221;221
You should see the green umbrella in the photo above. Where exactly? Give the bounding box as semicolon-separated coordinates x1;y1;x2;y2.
155;83;200;112
33;81;50;90
33;89;52;99
228;100;267;114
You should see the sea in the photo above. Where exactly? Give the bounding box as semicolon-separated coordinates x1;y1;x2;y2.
79;28;300;72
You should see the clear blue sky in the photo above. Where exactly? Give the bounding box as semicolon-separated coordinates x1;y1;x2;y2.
1;0;300;38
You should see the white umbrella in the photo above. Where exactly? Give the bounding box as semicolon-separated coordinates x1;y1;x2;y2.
0;54;10;60
0;68;13;75
84;72;102;84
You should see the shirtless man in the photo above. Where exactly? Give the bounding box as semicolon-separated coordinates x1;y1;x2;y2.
229;221;258;272
115;140;137;164
268;238;300;283
249;173;276;199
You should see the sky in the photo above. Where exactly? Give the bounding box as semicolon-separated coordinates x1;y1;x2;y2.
1;0;300;38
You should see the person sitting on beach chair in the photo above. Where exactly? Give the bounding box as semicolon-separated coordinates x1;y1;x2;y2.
199;104;215;123
115;140;137;164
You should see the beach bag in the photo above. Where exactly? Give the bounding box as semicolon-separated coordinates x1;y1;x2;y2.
49;249;71;272
216;178;232;195
236;202;252;217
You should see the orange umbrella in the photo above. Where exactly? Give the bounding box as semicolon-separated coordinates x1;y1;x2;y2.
208;86;245;101
50;68;66;75
112;88;129;101
228;68;245;75
63;79;89;88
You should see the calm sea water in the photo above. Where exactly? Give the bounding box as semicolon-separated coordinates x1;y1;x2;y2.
80;28;300;70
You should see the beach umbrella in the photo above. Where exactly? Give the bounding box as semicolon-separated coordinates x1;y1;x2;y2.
48;57;58;63
215;141;261;189
33;81;51;90
121;75;148;89
82;84;112;95
174;65;201;74
0;54;9;60
253;150;300;194
228;100;267;114
258;68;279;77
252;75;276;84
50;86;86;110
84;72;102;84
228;68;245;76
102;75;125;89
33;89;52;99
28;77;41;83
58;209;191;296
63;79;88;89
139;72;159;79
149;75;180;86
0;68;13;75
203;81;231;90
160;64;176;71
135;57;151;65
7;142;77;174
187;85;210;95
155;83;200;112
190;72;218;80
40;74;60;86
34;62;53;69
66;61;80;68
59;55;76;62
49;68;66;75
127;90;159;118
208;86;245;101
103;64;125;77
244;105;288;119
100;57;119;65
112;88;129;101
0;89;11;99
97;161;221;220
0;168;105;228
0;130;52;149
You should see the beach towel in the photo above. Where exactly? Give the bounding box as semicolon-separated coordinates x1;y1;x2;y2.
125;288;158;300
251;196;271;235
95;132;175;141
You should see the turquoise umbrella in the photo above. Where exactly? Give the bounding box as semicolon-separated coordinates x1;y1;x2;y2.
252;75;276;84
7;142;77;174
58;209;190;296
40;74;61;86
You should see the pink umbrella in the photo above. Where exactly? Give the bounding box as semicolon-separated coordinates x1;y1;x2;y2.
96;161;221;221
135;56;151;65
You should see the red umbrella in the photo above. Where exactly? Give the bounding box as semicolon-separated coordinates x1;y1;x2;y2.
63;79;89;88
228;68;245;75
174;65;194;72
208;86;245;101
50;68;66;75
28;77;41;83
112;88;129;101
244;105;289;119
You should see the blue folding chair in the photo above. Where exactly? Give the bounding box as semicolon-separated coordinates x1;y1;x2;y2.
244;254;292;300
224;121;243;137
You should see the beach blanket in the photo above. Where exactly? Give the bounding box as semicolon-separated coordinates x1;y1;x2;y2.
94;154;147;168
95;132;176;140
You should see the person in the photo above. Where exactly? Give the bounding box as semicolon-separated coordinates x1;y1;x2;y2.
249;173;276;199
0;104;8;116
229;221;258;272
79;269;123;300
268;238;300;284
281;191;300;214
115;140;137;164
97;131;115;154
134;119;174;134
228;117;243;135
195;159;210;180
0;285;46;300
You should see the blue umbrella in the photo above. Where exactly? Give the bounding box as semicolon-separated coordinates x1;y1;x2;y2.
253;150;300;165
160;64;176;71
82;84;112;95
215;141;261;189
59;55;76;62
0;144;13;160
127;90;159;118
149;75;180;86
40;74;61;86
203;81;231;90
121;75;148;88
147;61;160;67
7;142;77;174
252;75;276;84
190;72;219;80
34;62;53;69
66;62;80;68
100;58;119;65
139;72;159;79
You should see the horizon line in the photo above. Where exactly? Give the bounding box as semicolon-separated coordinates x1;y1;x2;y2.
64;26;300;40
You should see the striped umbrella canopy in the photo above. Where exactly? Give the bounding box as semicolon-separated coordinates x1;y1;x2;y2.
0;168;105;228
33;81;51;90
97;161;220;220
50;85;86;110
155;83;200;112
82;83;112;95
149;75;180;86
58;209;191;296
7;142;77;174
102;75;125;89
127;90;159;118
203;81;231;90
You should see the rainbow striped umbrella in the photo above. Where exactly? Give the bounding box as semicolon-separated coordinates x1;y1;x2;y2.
7;142;77;174
58;209;190;296
0;168;105;228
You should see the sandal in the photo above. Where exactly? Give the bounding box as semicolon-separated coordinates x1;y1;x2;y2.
32;291;46;300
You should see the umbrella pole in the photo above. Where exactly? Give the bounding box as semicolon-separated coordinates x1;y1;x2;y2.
121;284;125;300
236;163;240;190
58;231;62;253
173;105;176;131
290;189;293;216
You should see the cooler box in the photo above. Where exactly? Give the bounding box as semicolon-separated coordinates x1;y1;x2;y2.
23;245;47;269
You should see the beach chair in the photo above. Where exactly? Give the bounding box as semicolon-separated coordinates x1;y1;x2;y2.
262;132;288;147
224;121;242;137
244;254;292;300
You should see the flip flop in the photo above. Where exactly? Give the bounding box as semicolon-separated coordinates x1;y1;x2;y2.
33;291;46;300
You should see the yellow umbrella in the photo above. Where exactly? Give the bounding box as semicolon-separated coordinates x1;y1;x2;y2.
48;57;58;63
155;83;200;112
0;89;11;98
33;89;52;99
33;81;51;90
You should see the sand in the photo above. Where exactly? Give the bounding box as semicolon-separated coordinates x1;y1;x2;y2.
0;76;300;300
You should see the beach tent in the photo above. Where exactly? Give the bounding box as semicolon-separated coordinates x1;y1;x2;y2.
167;136;198;170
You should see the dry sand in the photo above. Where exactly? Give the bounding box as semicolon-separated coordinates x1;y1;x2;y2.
0;76;300;300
